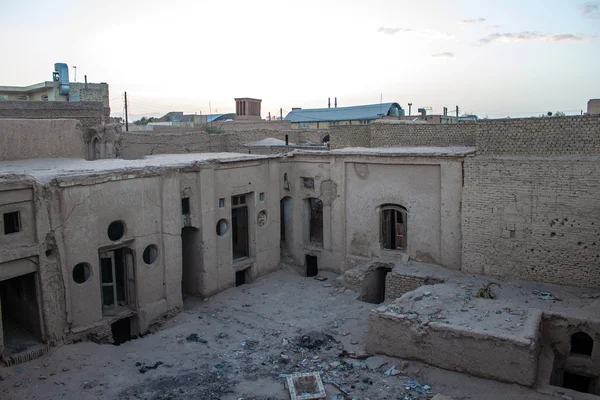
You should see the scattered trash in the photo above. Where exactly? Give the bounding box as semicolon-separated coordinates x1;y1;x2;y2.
403;379;433;395
338;350;372;360
242;340;259;350
285;372;326;400
323;283;332;288
533;289;561;301
217;333;229;339
214;363;223;369
314;276;328;282
186;334;208;343
280;353;290;364
580;292;600;299
505;317;512;322
476;282;500;299
138;361;163;374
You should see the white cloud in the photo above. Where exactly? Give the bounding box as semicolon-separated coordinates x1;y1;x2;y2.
480;31;586;44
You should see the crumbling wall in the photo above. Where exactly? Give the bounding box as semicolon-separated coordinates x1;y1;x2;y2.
0;119;86;161
367;307;541;387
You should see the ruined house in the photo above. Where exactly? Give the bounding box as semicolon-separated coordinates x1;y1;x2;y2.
0;102;599;397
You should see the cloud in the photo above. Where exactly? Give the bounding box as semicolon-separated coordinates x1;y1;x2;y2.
431;52;455;58
377;27;411;35
463;18;486;23
485;24;501;30
480;31;585;44
581;2;600;18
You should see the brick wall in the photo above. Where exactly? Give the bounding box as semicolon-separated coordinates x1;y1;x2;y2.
475;116;600;156
462;158;600;288
385;274;443;300
120;123;327;158
330;121;475;149
0;101;109;129
330;125;370;149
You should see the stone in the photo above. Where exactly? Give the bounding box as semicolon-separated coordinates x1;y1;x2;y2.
431;395;453;400
365;355;388;371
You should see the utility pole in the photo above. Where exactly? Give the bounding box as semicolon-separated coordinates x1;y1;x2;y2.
124;92;129;132
73;66;77;83
456;105;459;123
280;108;283;121
408;103;412;116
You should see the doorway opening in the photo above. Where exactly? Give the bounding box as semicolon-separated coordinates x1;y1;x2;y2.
0;272;43;357
181;227;201;295
99;247;136;316
361;266;392;304
111;317;132;346
305;255;318;277
306;198;323;245
232;194;249;260
280;196;293;252
236;269;249;287
562;371;595;394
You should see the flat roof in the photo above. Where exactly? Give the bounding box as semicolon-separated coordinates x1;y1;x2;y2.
293;146;476;157
0;153;276;184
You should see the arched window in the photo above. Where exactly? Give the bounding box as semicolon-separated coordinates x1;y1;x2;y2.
92;137;101;160
571;332;593;356
380;204;407;251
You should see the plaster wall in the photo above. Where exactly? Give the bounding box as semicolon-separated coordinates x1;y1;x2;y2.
0;119;86;161
343;159;462;269
58;175;181;333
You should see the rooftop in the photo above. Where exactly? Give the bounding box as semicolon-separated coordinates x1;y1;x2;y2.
285;102;401;123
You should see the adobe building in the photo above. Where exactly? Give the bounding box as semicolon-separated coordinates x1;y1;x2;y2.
0;104;599;397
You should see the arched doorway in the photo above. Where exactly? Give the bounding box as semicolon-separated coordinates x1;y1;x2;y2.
92;138;101;160
181;227;201;295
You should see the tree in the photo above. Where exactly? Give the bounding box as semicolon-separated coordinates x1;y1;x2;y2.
554;111;566;117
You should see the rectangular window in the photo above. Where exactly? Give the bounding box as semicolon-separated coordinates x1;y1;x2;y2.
307;198;323;245
3;211;21;234
181;198;190;215
259;192;265;202
301;177;315;189
381;206;407;250
219;198;225;208
232;195;249;260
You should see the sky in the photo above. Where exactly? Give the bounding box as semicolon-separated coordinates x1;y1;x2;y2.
1;0;599;120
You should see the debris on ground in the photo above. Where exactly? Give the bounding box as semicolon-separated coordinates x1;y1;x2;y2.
185;333;208;343
138;361;164;374
314;276;328;282
296;332;335;350
533;289;561;301
476;282;500;299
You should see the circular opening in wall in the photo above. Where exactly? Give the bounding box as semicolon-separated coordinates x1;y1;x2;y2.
107;220;125;241
73;263;91;284
257;210;268;227
216;219;229;236
143;245;159;264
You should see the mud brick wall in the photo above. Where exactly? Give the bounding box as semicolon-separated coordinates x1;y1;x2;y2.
475;116;600;156
462;158;600;289
0;101;109;129
121;123;327;158
330;125;371;149
369;122;476;148
385;274;443;300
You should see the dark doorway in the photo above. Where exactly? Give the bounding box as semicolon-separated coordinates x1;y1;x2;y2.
181;227;201;295
232;195;249;260
361;267;391;304
280;196;293;245
562;371;594;394
111;318;131;346
306;255;318;277
0;272;43;357
236;270;247;287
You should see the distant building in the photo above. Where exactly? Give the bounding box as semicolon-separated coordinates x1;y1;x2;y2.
0;63;109;108
588;99;600;116
235;98;262;121
285;102;404;129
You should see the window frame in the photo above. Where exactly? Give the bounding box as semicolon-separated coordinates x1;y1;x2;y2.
379;204;407;252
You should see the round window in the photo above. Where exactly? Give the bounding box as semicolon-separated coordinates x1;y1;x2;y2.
107;220;125;241
143;245;158;264
73;263;91;284
216;219;229;236
257;210;268;227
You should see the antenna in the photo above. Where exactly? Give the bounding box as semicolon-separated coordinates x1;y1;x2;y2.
73;66;77;83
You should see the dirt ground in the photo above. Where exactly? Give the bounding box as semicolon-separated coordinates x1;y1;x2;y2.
0;267;562;400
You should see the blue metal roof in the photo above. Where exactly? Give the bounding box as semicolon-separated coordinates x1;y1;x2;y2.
285;102;401;123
